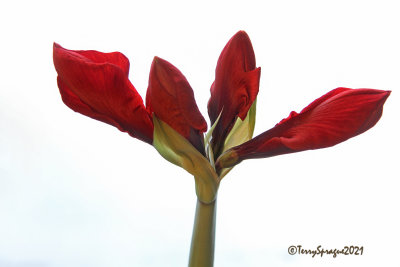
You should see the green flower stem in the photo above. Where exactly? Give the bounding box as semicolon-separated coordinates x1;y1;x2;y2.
188;198;217;267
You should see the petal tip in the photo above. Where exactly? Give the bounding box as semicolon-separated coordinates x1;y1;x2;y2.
151;56;171;72
380;90;391;104
152;56;161;63
226;31;253;52
53;43;63;54
233;30;250;41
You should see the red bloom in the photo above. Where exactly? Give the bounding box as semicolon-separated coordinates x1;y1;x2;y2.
53;43;154;144
53;44;207;149
53;32;390;181
216;88;390;169
146;57;207;154
53;31;391;267
208;31;261;157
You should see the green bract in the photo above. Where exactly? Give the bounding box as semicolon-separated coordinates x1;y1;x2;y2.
218;99;257;178
153;100;257;202
153;116;219;204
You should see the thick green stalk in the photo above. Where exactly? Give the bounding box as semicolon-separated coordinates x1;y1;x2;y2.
188;198;217;267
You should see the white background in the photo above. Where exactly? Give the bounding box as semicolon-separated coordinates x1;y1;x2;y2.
1;0;399;266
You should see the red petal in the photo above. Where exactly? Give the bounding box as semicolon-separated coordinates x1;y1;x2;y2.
226;88;390;165
146;57;207;153
53;43;153;144
57;77;122;127
57;44;131;77
207;31;261;156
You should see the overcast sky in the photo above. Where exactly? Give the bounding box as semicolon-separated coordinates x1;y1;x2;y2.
1;0;399;266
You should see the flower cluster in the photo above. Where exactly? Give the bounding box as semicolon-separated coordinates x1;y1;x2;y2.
53;31;390;203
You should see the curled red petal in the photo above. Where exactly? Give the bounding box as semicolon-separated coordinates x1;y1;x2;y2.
61;44;131;77
208;31;261;156
53;43;153;144
219;88;390;167
146;57;207;153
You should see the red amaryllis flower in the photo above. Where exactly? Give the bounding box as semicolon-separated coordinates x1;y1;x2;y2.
216;87;390;170
146;57;208;154
208;31;261;158
53;43;207;150
53;31;390;191
53;31;390;267
53;43;154;144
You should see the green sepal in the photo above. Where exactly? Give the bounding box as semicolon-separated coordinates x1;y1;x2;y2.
204;111;222;168
152;115;219;204
218;99;257;179
222;98;257;153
